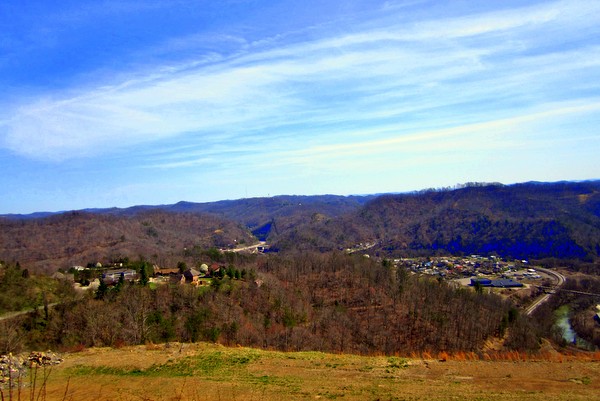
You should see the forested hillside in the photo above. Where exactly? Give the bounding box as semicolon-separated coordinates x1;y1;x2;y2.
1;253;536;355
1;181;599;273
163;195;374;237
2;181;599;356
272;181;600;264
0;210;254;272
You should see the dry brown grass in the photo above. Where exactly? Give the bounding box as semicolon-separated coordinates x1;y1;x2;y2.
34;343;600;400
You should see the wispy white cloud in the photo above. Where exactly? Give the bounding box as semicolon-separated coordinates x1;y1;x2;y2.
290;101;600;157
1;0;598;170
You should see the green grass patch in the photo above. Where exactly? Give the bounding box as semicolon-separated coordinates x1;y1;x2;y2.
65;346;310;396
67;365;142;376
569;376;591;385
247;374;299;388
387;357;409;369
280;350;328;361
68;349;261;379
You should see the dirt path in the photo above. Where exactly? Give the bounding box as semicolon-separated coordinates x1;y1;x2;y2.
0;303;59;322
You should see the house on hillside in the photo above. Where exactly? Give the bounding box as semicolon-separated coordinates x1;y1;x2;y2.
153;268;181;284
155;268;180;276
209;263;223;276
183;268;202;284
101;269;137;285
170;274;185;285
52;271;74;282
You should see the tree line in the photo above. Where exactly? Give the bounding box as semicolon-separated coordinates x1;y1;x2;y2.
1;252;542;355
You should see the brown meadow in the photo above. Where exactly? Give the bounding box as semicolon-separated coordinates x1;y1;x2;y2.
20;342;600;401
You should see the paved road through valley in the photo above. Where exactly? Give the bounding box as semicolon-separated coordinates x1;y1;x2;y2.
525;267;566;316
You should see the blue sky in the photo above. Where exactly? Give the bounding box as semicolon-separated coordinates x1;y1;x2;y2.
1;0;599;214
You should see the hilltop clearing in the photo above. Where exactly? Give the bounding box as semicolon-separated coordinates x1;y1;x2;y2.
16;342;600;401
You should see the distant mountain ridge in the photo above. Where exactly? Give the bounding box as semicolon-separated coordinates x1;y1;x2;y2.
271;181;600;262
0;195;374;272
1;181;599;271
1;194;373;221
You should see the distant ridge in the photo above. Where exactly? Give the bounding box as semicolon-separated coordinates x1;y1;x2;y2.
1;194;375;225
270;180;600;263
1;180;599;271
3;180;598;220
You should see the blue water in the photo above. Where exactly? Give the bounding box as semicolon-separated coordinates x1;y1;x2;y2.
555;305;576;342
554;305;595;350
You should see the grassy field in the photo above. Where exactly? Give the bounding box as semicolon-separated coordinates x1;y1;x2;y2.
21;343;600;401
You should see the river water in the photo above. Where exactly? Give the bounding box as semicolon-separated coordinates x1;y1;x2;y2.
554;305;595;350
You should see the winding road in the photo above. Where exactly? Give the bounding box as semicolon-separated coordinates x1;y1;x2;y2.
524;267;566;316
227;241;267;253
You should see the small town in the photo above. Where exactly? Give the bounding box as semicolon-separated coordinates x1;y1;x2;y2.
394;255;548;287
57;250;553;299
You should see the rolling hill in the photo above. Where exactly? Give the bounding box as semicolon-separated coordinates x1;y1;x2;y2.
270;181;600;263
0;210;255;272
1;181;599;271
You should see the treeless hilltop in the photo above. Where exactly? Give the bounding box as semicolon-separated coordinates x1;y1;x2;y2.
24;342;600;401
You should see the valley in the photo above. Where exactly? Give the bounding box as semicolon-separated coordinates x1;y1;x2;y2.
1;181;600;399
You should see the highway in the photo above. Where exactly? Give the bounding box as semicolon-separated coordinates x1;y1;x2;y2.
227;241;267;253
524;267;566;316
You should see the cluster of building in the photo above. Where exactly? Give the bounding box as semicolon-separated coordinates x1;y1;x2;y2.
393;255;544;289
64;262;226;290
395;255;525;276
153;264;213;286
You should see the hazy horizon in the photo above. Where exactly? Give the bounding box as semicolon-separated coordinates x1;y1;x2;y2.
1;1;599;214
3;178;599;216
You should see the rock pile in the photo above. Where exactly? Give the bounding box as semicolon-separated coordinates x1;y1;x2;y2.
0;352;63;389
27;351;63;367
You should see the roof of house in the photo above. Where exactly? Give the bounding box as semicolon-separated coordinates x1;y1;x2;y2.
103;269;137;275
470;278;523;287
155;268;180;275
183;268;201;278
490;279;523;288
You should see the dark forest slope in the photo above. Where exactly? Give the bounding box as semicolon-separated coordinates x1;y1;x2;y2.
2;181;599;270
163;195;374;240
271;181;600;261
